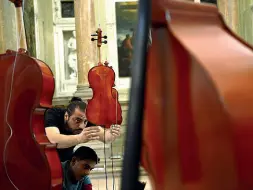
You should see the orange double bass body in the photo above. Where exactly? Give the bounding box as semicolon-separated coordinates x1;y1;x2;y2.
0;1;62;190
141;1;253;190
86;28;122;128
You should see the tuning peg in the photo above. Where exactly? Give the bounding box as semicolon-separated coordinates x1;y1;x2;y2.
104;61;109;66
102;40;107;44
91;38;98;41
103;35;107;39
91;34;98;36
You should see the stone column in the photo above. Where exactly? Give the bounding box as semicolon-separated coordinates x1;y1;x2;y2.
0;2;5;53
74;0;96;99
0;1;17;53
217;0;238;33
236;1;253;45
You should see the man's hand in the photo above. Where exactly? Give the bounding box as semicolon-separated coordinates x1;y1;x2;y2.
110;125;121;137
96;125;121;143
77;126;100;143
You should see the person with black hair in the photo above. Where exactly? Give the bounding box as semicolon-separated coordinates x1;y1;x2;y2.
62;146;99;190
44;96;121;162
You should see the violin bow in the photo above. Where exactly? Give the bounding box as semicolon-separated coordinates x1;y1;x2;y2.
120;0;151;189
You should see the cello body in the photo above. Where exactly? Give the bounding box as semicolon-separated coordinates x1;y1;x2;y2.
86;63;123;128
0;49;62;190
142;1;253;190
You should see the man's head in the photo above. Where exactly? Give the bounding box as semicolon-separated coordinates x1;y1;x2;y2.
70;146;99;180
64;97;87;134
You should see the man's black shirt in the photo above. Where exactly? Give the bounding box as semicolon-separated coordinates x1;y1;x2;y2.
44;107;93;162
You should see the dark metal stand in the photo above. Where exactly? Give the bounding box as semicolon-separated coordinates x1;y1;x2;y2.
120;0;151;189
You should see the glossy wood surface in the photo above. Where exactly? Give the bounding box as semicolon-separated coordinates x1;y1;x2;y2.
0;50;62;190
86;64;123;128
142;1;253;190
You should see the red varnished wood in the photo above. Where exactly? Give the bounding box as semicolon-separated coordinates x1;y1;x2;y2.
142;1;253;190
1;1;62;189
32;108;63;188
0;50;62;190
112;88;119;99
86;64;123;128
9;0;22;7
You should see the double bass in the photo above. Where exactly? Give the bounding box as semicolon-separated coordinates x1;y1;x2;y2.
122;0;253;190
0;0;62;189
86;28;122;129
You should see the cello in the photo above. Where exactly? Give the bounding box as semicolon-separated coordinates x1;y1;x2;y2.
86;27;123;189
86;28;123;129
0;0;62;189
122;0;253;190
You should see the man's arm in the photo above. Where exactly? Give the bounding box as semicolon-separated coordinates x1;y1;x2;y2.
126;39;133;50
44;109;81;148
45;126;100;148
45;127;81;148
97;125;121;144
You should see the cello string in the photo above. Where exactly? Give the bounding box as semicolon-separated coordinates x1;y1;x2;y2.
120;93;124;190
100;28;108;190
3;1;26;189
104;125;108;190
113;76;121;190
111;89;118;190
111;138;115;190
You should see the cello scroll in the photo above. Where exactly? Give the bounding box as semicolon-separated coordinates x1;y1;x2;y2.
91;28;108;65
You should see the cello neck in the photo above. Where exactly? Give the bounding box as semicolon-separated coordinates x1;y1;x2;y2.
98;46;101;64
9;0;27;50
91;28;107;65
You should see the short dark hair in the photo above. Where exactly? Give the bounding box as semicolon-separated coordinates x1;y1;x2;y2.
67;96;87;116
73;146;100;164
137;181;146;190
70;96;83;102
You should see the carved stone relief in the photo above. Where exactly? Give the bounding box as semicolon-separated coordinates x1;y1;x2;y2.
64;30;77;80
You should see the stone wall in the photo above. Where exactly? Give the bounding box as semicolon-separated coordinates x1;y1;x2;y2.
34;0;55;74
0;1;17;53
0;0;36;56
237;0;253;45
217;0;253;46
